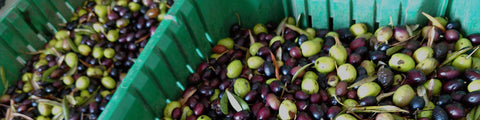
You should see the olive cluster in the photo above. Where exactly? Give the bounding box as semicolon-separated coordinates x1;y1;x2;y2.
0;0;173;119
163;14;480;120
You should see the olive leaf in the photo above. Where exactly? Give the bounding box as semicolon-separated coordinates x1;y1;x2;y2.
248;30;255;46
427;79;435;97
285;24;313;40
275;17;288;35
62;97;70;120
35;98;62;106
52;112;64;120
220;93;229;114
376;92;394;102
405;24;420;36
66;38;79;53
386;46;403;56
421;12;446;32
347;105;409;113
348;75;377;89
79;87;100;106
467;106;476;120
42;65;59;82
475;105;480;120
11;113;34;120
440;47;472;66
291;63;313;82
225;90;249;112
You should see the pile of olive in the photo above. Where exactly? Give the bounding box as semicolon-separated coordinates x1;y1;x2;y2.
162;14;480;120
0;0;173;119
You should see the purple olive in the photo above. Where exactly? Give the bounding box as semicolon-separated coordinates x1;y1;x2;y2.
233;110;252;120
464;69;480;82
257;107;271;120
406;69;426;85
296;100;309;111
296;111;313;120
445;29;460;42
462;91;480;105
309;104;325;120
444;102;465;119
468;34;480;45
437;66;460;81
442;79;465;93
326;106;342;119
359;96;377;106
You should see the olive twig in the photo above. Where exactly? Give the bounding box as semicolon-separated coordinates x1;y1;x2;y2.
234;12;241;26
11;113;34;120
269;52;280;80
134;34;151;44
333;95;346;107
466;46;479;59
275;17;288;36
248;30;255;45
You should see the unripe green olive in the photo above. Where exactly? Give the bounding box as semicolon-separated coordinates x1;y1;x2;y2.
304;71;318;80
337;64;357;83
78;44;91;56
302;77;319;94
286;17;295;25
227;60;243;78
101;76;117;89
36;116;50;120
22;73;33;82
164;101;181;117
468;80;480;92
269;36;285;46
423;79;442;95
329;44;347;65
55;30;70;40
38;103;52;116
413;47;434;63
415;58;438;75
306;28;316;37
234;78;250;98
247;56;265;69
128;2;141;12
357;82;381;99
455;38;472;51
80;90;90;98
92;46;104;59
375;26;393;43
94;5;108;18
360;60;376;76
278;100;297;120
249;42;264;56
350;23;368;36
23;83;32;92
197;115;212;120
315;56;336;74
106;29;119;42
335;114;357;120
86;67;103;78
393;84;415;107
389;53;415;72
93;22;106;33
301;40;321;57
104;48;116;59
51;105;62;116
217;38;234;50
342;99;359;109
63;76;74;86
253;23;268;35
452;54;472;72
76;76;90;90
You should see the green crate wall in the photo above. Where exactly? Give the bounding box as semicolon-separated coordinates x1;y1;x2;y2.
1;0;480;119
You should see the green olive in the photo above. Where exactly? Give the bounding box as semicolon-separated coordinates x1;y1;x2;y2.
350;23;368;36
376;113;394;120
181;106;193;120
51;105;62;116
102;76;117;89
315;56;336;74
65;52;79;69
128;2;141;11
249;42;264;56
335;114;357;120
423;79;442;95
164;101;181;117
227;60;243;78
355;33;372;40
63;76;74;86
116;18;130;28
253;23;268;35
360;60;376;76
62;39;72;51
452;54;472;72
34;59;48;69
306;28;316;37
312;37;324;46
247;56;265;69
301;40;321;57
357;82;381;99
78;44;91;56
302;77;319;94
418;102;435;119
329;44;347;65
77;8;88;16
375;26;393;43
107;29;120;42
269;36;285;46
415;58;438;75
474;49;480;58
23;82;32;92
74;34;82;45
48;39;57;47
304;71;318;80
393;84;415;107
265;78;278;85
233;78;250;98
327;75;339;87
76;76;90;90
468;80;480;92
104;48;116;59
74;96;83;105
157;13;165;22
92;46;104;59
100;91;111;97
325;32;339;38
342;99;359;110
22;73;33;82
217;38;234;50
455;38;472;51
94;5;108;18
80;90;90;98
55;30;70;40
337;63;357;83
197;115;212;120
93;22;106;33
286;17;295;25
278;99;297;120
54;40;64;51
389;53;415;72
473;57;480;70
413;47;434;63
38;103;52;116
86;67;103;78
36;116;50;120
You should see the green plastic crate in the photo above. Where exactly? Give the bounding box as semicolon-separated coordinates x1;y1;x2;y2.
1;0;480;119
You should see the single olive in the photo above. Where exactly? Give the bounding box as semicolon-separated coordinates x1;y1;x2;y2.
342;99;358;110
455;38;472;51
315;56;336;74
335;113;357;120
418;102;435;119
394;27;410;42
106;29;119;42
75;76;90;90
376;113;394;120
416;58;438;75
423;79;442;95
249;42;264;56
393;84;415;107
413;47;434;63
253;23;268;35
217;37;234;50
116;18;130;28
452;54;472;72
78;44;91;56
22;73;32;82
325;32;339;38
278;100;297;120
329;44;347;65
22;83;32;92
410;96;425;110
357;82;381;99
86;67;103;78
103;48;116;59
227;60;243;78
269;36;285;47
337;64;357;83
234;78;251;98
301;40;321;57
38;102;52;116
94;5;108;18
360;60;376;76
164;101;181;118
375;26;393;43
92;46;104;59
468;80;480;92
304;71;318;80
101;76;116;89
65;52;78;68
350;23;367;36
128;2;141;11
473;57;480;70
302;77;319;94
197;115;212;120
247;56;265;69
327;75;339;87
389;53;415;72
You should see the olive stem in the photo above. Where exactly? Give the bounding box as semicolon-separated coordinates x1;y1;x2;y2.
78;59;93;68
333;36;342;46
422;12;446;32
234;12;241;26
275;17;288;36
248;30;255;45
427;26;435;48
269;52;280;80
333;95;346;107
233;44;248;51
134;34;151;44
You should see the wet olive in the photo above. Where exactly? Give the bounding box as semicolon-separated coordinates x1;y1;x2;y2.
437;66;460;80
302;77;319;95
463;91;480;105
413;47;434;63
455;38;472;51
406;69;427;85
234;78;251;98
247;56;265;69
75;76;90;90
436;94;452;106
432;106;449;120
350;23;367;36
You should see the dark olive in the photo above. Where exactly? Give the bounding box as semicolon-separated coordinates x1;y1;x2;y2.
309;104;325;120
444;102;465;119
359;96;377;106
410;96;425;110
462;91;480;105
405;69;426;85
464;68;480;82
433;106;449;120
436;94;452;106
442;79;465;93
